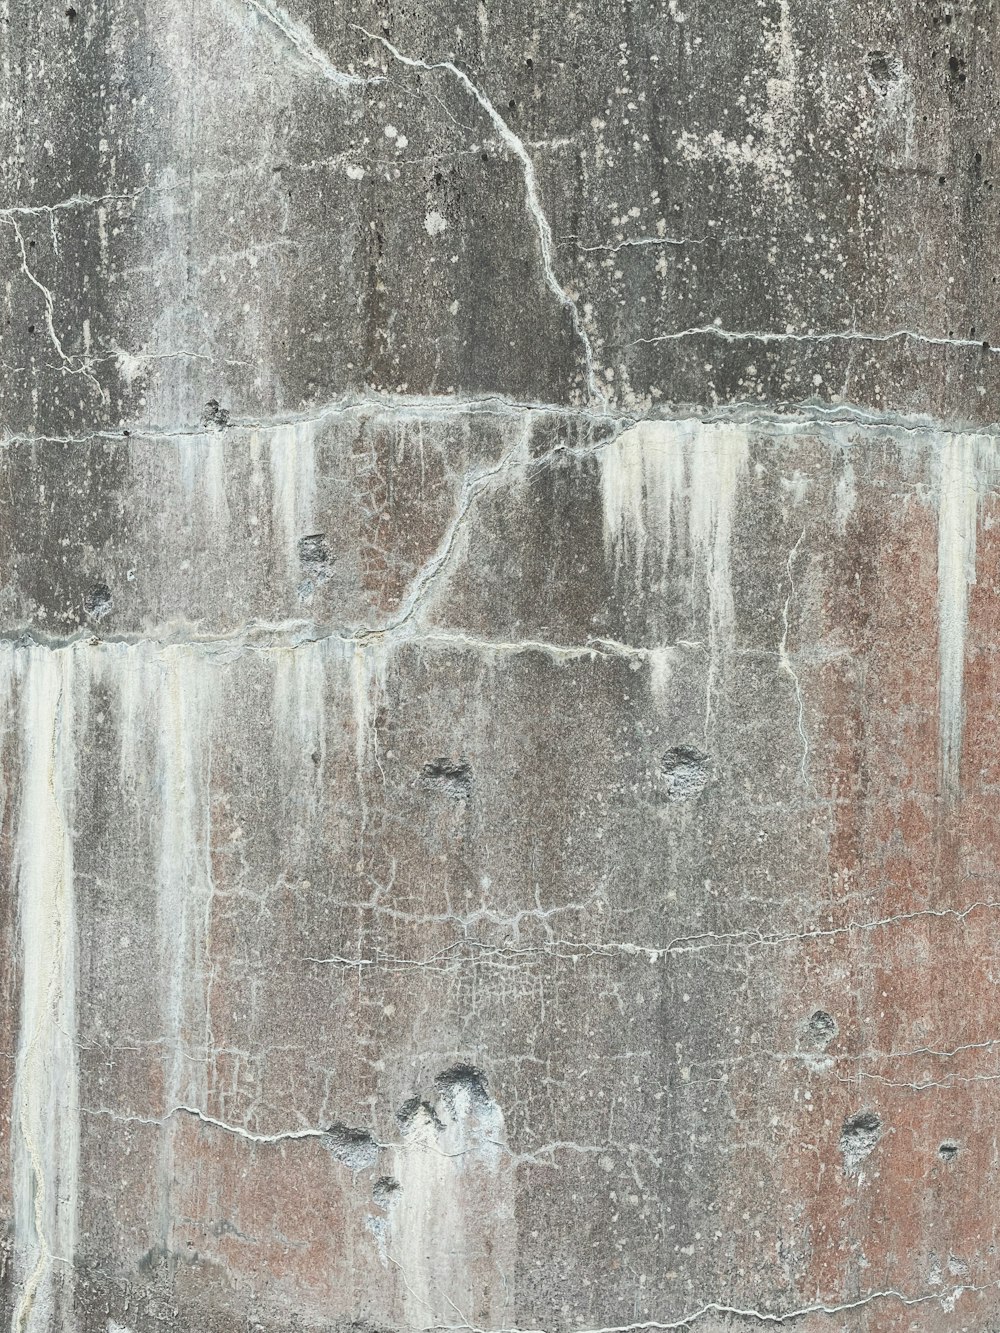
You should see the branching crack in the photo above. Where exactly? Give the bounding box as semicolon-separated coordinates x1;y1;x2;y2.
3;215;105;398
243;0;382;87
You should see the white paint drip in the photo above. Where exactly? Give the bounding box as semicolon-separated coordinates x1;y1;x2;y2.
937;436;991;803
601;421;749;738
779;529;810;786
273;639;330;843
10;646;80;1333
600;422;685;582
390;1076;512;1329
350;640;388;842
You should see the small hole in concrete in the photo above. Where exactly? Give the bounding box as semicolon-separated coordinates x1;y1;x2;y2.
806;1009;838;1047
660;746;711;801
420;757;472;799
201;398;230;428
322;1122;378;1172
865;49;902;94
84;583;113;620
939;1141;959;1160
840;1109;882;1174
373;1176;400;1206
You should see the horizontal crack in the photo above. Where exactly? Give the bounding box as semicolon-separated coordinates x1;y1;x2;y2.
628;324;998;354
4;389;999;446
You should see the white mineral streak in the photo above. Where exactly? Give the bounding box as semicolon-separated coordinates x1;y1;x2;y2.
267;420;319;582
10;646;81;1333
178;432;229;526
350;641;387;837
118;645;215;1241
273;638;329;842
833;454;857;533
937;435;992;803
601;420;749;736
274;639;328;771
390;1080;512;1330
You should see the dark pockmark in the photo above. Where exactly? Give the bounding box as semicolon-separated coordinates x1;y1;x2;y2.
202;398;230;428
298;532;334;587
806;1009;838;1048
396;1097;444;1132
435;1063;490;1108
83;583;113;620
865;49;903;94
840;1109;883;1174
420;757;473;800
372;1176;401;1207
660;746;711;802
322;1122;379;1171
939;1141;959;1161
65;5;76;19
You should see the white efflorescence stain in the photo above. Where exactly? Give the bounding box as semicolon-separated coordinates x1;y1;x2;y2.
936;434;995;804
177;431;230;529
266;420;320;581
117;645;217;1248
600;419;749;734
389;1071;513;1330
676;0;800;180
8;645;81;1333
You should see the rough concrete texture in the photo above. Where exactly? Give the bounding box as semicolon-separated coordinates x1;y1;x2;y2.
0;0;997;1331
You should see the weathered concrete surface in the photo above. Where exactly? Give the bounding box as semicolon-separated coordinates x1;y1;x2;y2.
1;2;998;1332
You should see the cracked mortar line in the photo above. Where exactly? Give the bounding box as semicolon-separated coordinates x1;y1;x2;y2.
575;235;708;255
6;388;1000;447
844;1067;1000;1092
0;189;153;220
351;421;538;648
0;616;689;661
357;27;604;406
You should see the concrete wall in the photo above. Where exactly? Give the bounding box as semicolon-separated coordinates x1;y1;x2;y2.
0;1;996;1331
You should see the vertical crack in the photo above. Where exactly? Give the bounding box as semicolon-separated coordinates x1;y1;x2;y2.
358;28;604;406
